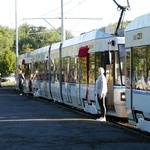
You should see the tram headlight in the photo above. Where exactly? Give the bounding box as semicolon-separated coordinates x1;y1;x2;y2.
120;92;126;101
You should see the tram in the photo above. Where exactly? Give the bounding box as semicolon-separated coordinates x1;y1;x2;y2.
125;13;150;133
16;28;127;118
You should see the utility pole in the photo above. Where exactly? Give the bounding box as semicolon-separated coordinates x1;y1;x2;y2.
15;0;18;57
61;0;65;42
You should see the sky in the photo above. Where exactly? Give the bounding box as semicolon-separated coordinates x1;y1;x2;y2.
0;0;150;36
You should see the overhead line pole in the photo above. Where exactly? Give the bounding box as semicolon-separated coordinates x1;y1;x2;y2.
61;0;65;42
15;0;18;57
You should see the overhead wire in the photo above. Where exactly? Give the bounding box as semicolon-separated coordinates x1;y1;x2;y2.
39;0;74;17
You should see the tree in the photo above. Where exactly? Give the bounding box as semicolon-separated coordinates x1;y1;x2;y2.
17;23;74;54
0;49;15;76
109;20;131;30
0;23;74;75
0;26;15;76
0;26;14;53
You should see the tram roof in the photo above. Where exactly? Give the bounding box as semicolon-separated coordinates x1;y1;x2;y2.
62;29;113;47
126;13;150;32
30;45;50;55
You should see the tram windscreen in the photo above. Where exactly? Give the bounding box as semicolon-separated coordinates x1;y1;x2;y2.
114;44;125;85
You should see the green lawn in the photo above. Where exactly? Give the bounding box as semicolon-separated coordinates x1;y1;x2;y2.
1;81;16;87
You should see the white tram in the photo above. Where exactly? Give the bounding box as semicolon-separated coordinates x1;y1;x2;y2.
16;28;127;118
125;13;150;133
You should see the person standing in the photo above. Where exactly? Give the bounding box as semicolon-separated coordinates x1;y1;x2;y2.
18;70;25;95
95;67;107;121
28;73;33;92
0;73;2;88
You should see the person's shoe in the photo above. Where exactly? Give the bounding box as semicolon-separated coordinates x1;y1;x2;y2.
20;93;22;96
96;117;106;122
96;117;103;121
100;117;106;121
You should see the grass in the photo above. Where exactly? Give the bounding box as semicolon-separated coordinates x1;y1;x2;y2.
1;81;16;87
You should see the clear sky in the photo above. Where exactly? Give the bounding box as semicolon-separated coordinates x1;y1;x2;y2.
0;0;150;36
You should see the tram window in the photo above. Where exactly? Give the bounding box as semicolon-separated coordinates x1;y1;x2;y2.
69;57;77;83
46;61;49;80
114;52;121;85
50;59;59;82
62;57;77;83
95;52;105;79
132;46;150;90
62;58;67;82
125;51;130;88
33;62;38;72
39;61;44;80
24;64;32;79
114;44;126;86
50;59;55;82
89;54;95;84
79;57;87;84
43;61;48;81
33;62;39;80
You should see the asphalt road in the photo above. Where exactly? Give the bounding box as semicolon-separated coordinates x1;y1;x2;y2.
0;87;150;150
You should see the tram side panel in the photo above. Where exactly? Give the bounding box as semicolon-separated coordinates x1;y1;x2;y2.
125;13;150;133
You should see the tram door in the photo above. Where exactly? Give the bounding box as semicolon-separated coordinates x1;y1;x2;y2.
76;57;88;104
77;46;90;105
95;52;114;109
63;57;83;107
106;64;114;108
65;57;72;103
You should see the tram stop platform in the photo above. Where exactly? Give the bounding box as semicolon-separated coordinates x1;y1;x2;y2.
0;87;150;150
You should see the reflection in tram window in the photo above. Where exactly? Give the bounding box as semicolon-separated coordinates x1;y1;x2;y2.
132;46;150;90
62;57;77;83
89;54;95;84
69;57;76;83
32;62;38;80
38;61;44;80
24;63;32;80
61;70;65;82
62;58;67;82
114;44;126;85
95;52;106;80
50;59;59;82
125;51;130;88
79;57;87;84
50;59;55;82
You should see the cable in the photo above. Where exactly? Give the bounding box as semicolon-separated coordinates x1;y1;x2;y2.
39;0;74;17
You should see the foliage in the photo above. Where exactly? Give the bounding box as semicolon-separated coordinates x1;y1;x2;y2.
17;24;73;54
0;49;15;76
0;23;74;75
18;37;37;54
0;26;15;76
0;26;14;52
109;20;131;29
1;81;15;87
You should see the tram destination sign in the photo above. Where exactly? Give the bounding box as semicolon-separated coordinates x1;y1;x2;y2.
133;33;142;40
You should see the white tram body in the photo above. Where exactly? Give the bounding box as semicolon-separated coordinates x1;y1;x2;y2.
17;28;127;118
125;13;150;133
